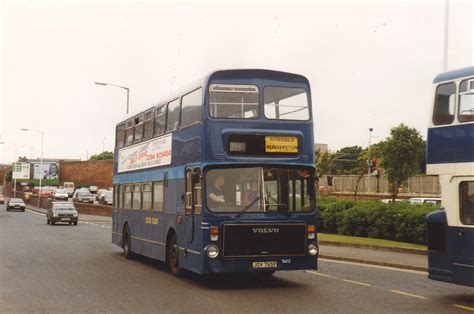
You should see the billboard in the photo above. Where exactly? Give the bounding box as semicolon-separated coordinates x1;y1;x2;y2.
12;162;30;179
118;134;172;173
33;162;60;180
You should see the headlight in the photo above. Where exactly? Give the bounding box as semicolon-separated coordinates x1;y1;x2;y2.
206;244;219;258
308;243;319;256
53;212;58;217
73;213;78;217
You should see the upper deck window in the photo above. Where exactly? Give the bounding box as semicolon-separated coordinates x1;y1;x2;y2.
133;115;144;143
154;104;166;136
264;87;309;120
433;82;456;125
166;98;180;132
143;110;154;140
116;123;125;148
459;181;474;225
181;88;203;127
458;79;474;123
209;84;259;119
125;119;134;145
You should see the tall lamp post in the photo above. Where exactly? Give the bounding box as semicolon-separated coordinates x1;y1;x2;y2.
94;82;130;114
368;128;374;176
21;128;44;208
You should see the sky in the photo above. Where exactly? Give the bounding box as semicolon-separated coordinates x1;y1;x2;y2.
0;0;473;163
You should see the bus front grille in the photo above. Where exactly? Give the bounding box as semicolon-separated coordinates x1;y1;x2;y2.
222;223;306;258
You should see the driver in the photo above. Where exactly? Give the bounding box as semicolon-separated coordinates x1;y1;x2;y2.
208;175;226;206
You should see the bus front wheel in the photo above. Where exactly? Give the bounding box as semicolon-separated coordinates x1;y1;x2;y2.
167;233;182;276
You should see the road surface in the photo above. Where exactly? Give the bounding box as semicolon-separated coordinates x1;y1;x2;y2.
0;206;472;313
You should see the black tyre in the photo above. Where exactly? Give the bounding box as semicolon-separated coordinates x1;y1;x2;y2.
51;221;55;225
167;233;182;276
69;222;72;225
122;226;133;259
47;219;50;224
73;221;78;226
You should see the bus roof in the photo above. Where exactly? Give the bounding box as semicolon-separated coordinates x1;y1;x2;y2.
433;66;474;84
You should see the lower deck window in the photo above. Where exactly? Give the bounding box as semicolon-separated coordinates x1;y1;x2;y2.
460;181;474;225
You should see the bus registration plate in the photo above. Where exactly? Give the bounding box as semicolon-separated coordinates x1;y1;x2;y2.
265;136;298;153
252;261;277;268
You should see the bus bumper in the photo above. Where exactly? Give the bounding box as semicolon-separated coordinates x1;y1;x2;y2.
202;255;318;274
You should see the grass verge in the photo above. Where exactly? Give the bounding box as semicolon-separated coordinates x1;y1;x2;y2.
318;233;427;251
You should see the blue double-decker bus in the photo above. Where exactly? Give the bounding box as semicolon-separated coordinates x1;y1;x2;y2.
426;66;474;287
112;69;318;275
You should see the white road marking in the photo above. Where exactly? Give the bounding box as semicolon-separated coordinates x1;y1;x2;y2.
100;225;106;228
453;304;474;312
320;258;427;275
343;279;371;287
390;290;426;299
306;270;336;279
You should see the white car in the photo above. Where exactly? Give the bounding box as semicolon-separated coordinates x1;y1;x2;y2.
89;185;98;193
53;189;69;201
409;197;442;206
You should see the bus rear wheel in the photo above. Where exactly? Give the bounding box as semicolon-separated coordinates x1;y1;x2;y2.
167;233;182;276
122;226;133;259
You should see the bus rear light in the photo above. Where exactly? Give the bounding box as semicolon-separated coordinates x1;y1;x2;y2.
307;225;315;239
210;226;219;241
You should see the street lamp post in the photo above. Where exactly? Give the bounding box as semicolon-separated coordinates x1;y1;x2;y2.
21;128;44;208
368;128;373;176
95;82;130;114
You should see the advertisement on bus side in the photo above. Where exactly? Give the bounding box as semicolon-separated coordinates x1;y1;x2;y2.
118;134;172;173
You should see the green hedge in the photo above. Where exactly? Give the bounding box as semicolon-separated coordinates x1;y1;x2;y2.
316;197;438;244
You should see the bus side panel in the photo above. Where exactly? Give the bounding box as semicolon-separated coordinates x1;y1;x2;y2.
427;210;474;287
112;208;122;248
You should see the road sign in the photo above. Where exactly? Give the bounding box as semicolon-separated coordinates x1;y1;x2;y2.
12;162;30;179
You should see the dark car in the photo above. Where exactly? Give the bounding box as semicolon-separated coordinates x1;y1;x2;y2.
0;194;5;204
74;191;94;203
7;198;25;211
47;202;78;225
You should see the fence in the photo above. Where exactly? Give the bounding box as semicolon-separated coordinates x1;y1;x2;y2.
319;175;441;196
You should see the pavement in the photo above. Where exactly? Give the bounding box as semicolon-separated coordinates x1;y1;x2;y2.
1;205;472;313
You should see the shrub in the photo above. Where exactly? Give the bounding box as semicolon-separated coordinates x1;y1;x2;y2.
316;197;438;244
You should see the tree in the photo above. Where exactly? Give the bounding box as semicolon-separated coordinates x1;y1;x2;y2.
333;146;363;174
380;124;425;201
315;150;336;178
89;151;114;160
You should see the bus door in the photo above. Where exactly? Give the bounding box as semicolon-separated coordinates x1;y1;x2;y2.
185;168;202;243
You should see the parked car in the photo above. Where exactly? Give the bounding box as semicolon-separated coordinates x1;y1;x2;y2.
53;189;69;201
47;202;78;225
380;198;405;204
96;189;108;201
409;197;442;206
63;182;75;197
6;198;25;211
89;185;98;194
72;187;90;199
33;186;53;197
74;191;95;203
100;191;113;205
0;194;4;204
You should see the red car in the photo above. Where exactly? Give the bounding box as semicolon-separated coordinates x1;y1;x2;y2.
0;194;4;204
